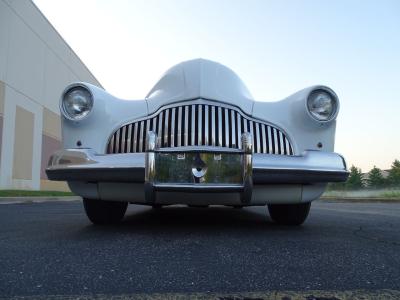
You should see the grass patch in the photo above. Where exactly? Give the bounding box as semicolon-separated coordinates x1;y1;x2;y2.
0;190;75;197
382;191;400;198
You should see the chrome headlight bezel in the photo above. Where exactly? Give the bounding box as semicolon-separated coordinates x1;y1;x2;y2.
60;84;94;121
306;88;339;123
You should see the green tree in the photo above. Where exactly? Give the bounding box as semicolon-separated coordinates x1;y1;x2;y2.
346;165;364;190
327;182;346;190
367;166;385;188
387;159;400;187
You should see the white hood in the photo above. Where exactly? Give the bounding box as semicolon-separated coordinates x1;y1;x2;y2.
145;59;254;115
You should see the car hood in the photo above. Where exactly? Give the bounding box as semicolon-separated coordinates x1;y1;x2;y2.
145;59;254;115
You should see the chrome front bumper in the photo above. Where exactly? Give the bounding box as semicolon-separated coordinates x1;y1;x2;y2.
47;132;348;205
46;147;348;186
46;148;348;181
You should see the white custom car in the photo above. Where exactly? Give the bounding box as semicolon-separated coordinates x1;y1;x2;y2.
46;59;348;225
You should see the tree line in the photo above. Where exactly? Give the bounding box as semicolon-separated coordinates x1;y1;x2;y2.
329;159;400;190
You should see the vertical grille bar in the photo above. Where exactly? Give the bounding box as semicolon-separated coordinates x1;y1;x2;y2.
224;108;230;147
184;106;189;146
144;119;149;152
121;126;126;153
177;106;182;147
279;131;284;155
126;124;132;153
261;124;267;153
237;113;242;149
109;135;115;153
191;105;196;146
211;106;216;146
218;106;222;147
249;121;255;152
255;122;261;153
171;108;176;147
164;109;169;147
267;126;272;154
157;112;163;148
204;105;209;145
285;136;291;155
139;121;144;152
198;105;203;145
115;128;120;153
231;110;236;147
273;127;278;154
152;117;156;133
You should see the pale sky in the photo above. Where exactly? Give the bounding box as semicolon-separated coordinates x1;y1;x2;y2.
34;0;400;172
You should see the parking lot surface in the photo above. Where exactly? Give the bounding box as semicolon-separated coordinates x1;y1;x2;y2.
0;200;399;299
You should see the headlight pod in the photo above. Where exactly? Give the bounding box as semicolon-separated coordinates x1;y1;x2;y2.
306;89;338;122
61;85;93;121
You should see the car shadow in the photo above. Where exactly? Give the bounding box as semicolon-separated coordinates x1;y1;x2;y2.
75;205;307;238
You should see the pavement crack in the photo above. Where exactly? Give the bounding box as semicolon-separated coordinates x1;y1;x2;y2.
353;225;400;246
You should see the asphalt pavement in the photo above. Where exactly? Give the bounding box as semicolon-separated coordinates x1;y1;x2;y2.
0;200;399;299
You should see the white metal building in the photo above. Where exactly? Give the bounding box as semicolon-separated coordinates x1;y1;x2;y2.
0;0;102;191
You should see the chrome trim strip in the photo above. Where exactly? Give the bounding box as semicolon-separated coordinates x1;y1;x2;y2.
156;145;244;153
191;105;195;146
218;106;222;147
157;111;163;148
255;122;260;154
204;105;209;146
261;124;267;154
249;121;254;152
171;107;176;147
236;112;241;149
126;124;132;153
225;108;230;147
109;134;115;154
164;109;169;148
231;110;236;148
211;105;216;146
198;104;203;145
177;106;182;147
279;131;285;155
139;121;144;153
121;126;126;153
115;128;120;153
267;126;272;154
184;105;189;146
272;127;277;154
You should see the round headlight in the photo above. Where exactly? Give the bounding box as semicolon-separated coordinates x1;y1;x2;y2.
61;86;93;121
307;89;337;122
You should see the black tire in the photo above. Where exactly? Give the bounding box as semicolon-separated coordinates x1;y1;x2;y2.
268;202;311;226
83;198;128;225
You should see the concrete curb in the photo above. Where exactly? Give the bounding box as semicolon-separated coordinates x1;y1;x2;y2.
1;290;400;299
0;196;81;204
320;197;400;203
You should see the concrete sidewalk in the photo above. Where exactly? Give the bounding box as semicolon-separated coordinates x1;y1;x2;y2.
0;196;81;204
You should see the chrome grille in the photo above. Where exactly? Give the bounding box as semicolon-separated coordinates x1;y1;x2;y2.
107;102;294;155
